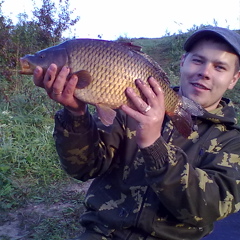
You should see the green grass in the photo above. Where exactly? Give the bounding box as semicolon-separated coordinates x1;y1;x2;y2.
0;76;88;239
0;76;63;209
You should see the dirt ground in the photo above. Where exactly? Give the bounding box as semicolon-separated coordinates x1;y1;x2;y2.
0;180;92;240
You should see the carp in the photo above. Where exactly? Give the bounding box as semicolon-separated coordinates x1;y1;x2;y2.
20;38;203;137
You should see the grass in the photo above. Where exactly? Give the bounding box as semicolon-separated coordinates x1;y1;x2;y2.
0;75;88;239
0;77;64;206
1;28;240;239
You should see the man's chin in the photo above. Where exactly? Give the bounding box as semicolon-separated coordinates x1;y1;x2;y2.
184;93;203;106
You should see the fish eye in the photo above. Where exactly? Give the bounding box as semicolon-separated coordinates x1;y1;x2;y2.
37;52;46;59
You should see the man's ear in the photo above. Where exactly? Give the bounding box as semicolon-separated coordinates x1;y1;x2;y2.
180;54;187;67
228;71;240;90
180;54;187;75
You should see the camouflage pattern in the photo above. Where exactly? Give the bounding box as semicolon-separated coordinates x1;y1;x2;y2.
53;92;240;240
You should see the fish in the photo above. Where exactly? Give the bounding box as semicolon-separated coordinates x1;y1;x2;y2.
20;38;203;137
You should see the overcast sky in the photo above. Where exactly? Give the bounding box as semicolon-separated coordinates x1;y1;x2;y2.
2;0;240;40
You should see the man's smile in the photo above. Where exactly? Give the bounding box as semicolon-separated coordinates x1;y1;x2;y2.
191;82;211;90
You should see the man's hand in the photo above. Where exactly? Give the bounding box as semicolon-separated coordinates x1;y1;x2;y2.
33;64;86;116
121;77;165;148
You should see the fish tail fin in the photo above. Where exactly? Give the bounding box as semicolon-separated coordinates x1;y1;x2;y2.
168;96;204;138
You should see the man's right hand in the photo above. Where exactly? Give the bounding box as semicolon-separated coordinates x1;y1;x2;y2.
33;63;86;116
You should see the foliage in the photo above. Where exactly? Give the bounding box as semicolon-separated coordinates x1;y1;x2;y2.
0;0;80;100
0;1;14;84
32;0;80;45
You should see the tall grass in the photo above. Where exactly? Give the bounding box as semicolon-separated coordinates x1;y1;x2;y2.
0;75;64;210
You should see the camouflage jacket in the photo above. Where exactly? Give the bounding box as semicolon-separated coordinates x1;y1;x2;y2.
54;97;240;240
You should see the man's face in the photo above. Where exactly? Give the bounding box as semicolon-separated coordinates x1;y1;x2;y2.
179;40;240;111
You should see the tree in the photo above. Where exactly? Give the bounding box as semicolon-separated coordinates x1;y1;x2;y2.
32;0;80;46
0;1;15;81
0;0;80;99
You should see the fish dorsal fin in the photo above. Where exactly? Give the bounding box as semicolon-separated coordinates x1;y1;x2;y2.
74;70;92;89
96;104;116;126
118;42;142;52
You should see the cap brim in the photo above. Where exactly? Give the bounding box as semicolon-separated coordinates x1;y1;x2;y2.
184;27;240;57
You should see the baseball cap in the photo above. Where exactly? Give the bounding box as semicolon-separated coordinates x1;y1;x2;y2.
184;26;240;57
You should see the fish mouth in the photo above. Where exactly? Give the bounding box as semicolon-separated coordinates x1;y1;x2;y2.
19;58;35;75
191;82;210;90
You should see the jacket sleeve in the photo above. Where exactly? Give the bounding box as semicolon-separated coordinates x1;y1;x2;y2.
141;134;240;227
53;108;125;181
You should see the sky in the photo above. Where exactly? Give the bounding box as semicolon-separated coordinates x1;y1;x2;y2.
2;0;240;40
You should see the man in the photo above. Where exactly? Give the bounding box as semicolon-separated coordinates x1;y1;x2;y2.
34;26;240;240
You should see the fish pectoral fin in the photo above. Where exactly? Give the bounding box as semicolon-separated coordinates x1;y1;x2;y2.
96;104;116;126
74;70;92;89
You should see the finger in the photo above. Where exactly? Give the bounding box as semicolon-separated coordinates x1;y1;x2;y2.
148;77;164;97
121;103;144;122
135;78;164;107
33;66;44;87
62;74;78;97
147;77;165;107
52;66;70;97
43;64;58;94
125;87;149;115
135;79;156;105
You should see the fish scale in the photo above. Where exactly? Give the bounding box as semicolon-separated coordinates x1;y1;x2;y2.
72;44;138;108
20;38;203;137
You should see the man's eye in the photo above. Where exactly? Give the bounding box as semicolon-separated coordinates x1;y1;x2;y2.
216;65;225;71
192;58;202;64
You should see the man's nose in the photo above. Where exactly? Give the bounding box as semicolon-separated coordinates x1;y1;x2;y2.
198;64;211;80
